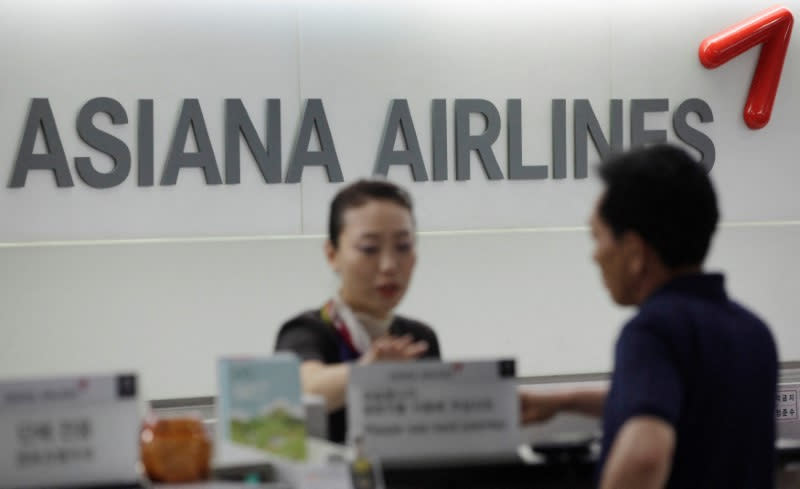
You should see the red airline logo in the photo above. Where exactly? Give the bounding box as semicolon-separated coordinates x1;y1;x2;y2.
699;5;793;129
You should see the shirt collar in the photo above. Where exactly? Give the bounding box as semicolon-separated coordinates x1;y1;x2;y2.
645;272;728;304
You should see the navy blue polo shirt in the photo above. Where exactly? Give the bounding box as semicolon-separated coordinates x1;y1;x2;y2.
598;273;777;489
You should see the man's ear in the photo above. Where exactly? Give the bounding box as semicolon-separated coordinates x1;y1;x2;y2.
622;231;647;277
324;240;337;270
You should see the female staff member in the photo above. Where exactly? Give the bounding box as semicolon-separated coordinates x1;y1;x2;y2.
275;179;440;443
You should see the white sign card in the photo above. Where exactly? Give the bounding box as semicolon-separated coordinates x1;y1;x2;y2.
0;373;141;489
777;382;800;440
347;359;520;464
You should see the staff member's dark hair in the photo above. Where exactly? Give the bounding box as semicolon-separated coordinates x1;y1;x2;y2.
328;179;415;249
597;144;719;269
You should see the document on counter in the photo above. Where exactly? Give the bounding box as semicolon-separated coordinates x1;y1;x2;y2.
347;359;521;464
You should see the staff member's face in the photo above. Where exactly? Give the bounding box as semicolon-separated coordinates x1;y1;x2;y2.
590;197;643;306
326;199;417;318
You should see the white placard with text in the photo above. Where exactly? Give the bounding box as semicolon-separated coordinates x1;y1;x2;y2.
0;374;141;489
347;359;520;464
777;382;800;440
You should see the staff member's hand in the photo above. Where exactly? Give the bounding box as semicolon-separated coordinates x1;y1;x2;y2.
359;334;429;364
519;390;563;424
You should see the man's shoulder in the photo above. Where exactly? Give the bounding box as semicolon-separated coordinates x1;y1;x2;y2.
623;298;683;334
621;292;777;364
726;299;771;327
635;291;772;333
725;300;778;356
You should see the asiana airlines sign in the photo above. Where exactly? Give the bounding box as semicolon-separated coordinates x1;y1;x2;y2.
7;96;715;189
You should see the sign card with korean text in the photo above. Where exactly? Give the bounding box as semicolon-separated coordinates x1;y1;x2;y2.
0;373;140;489
347;359;520;464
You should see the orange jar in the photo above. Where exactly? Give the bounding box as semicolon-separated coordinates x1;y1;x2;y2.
140;416;211;482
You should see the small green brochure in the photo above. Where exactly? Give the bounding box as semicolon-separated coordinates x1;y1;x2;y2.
217;353;307;461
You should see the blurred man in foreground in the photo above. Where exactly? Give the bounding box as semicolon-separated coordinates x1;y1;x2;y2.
521;144;778;489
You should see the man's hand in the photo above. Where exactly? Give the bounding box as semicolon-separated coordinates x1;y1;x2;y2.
520;390;565;424
519;386;608;424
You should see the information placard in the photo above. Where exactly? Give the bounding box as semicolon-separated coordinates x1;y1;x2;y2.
217;354;307;461
347;359;520;464
0;373;140;488
777;382;800;440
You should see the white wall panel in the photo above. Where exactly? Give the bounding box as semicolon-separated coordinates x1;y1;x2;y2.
0;222;796;399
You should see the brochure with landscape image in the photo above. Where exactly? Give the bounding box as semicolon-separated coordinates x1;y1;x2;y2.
217;353;307;461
